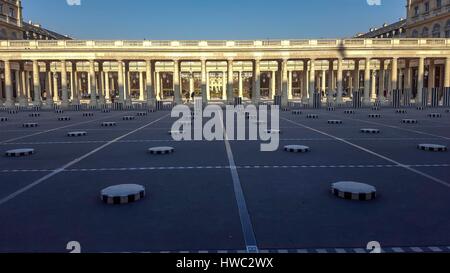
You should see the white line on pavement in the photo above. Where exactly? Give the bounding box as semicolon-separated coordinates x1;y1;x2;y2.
0;114;169;206
282;117;450;189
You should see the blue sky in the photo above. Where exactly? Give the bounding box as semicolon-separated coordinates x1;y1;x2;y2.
22;0;406;40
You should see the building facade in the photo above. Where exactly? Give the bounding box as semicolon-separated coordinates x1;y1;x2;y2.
1;0;69;40
406;0;450;38
22;21;71;40
357;20;407;39
360;0;449;38
0;39;448;109
0;0;22;40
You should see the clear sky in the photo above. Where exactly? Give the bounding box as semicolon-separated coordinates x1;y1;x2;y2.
22;0;406;40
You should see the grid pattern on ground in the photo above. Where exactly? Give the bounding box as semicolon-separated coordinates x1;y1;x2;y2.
0;107;449;253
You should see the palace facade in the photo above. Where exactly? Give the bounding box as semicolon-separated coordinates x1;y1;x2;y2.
0;38;449;108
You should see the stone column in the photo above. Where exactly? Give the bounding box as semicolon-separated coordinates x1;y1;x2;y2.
320;70;326;93
288;70;293;100
104;71;110;102
32;60;41;106
155;72;161;100
201;59;208;104
404;59;412;100
327;60;334;103
89;60;97;107
139;71;145;101
0;72;4;105
281;59;288;107
3;60;13;107
363;58;371;105
206;71;210;100
227;59;234;104
146;60;155;107
14;70;20;102
371;70;377;101
71;62;79;105
336;59;343;104
428;59;435;89
124;62;131;106
45;63;53;107
270;70;276;99
25;71;31;103
98;62;105;105
352;60;360;94
308;59;316;105
379;60;385;101
77;74;83;100
60;60;69;108
18;63;27;106
222;71;227;101
252;59;261;104
53;69;59;103
302;61;309;103
417;57;425;104
390;57;398;99
52;70;59;102
173;60;181;104
445;57;450;88
238;71;243;99
189;74;195;99
117;60;125;104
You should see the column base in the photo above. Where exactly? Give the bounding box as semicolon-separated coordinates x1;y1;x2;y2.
363;98;372;106
42;104;53;110
4;100;15;108
147;98;156;108
281;95;289;108
19;97;28;107
90;100;98;109
98;97;106;104
61;102;70;109
71;98;80;106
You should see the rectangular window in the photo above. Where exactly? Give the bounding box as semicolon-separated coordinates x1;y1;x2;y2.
0;4;3;14
9;7;14;17
436;0;442;8
414;6;419;15
425;2;430;12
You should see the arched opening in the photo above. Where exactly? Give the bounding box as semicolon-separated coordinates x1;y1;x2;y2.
421;27;429;38
432;24;441;38
445;20;450;38
0;28;7;39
